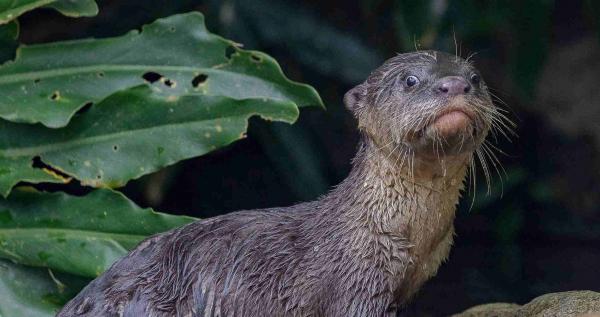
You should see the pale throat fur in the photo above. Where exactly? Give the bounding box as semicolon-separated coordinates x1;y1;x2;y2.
319;134;470;301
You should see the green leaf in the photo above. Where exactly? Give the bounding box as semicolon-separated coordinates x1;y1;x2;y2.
0;188;195;277
0;0;98;25
0;157;68;199
45;0;98;18
0;259;89;317
0;12;322;127
0;85;299;196
0;20;18;63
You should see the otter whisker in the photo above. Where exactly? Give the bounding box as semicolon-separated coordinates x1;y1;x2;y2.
483;140;509;157
435;131;447;165
467;154;478;211
485;104;515;124
413;34;419;52
482;141;507;177
489;115;516;141
465;51;480;63
399;147;409;169
407;147;416;180
385;142;403;163
364;138;396;162
481;141;506;197
457;126;469;154
475;148;492;195
433;132;442;162
487;89;513;107
491;111;517;132
488;89;520;121
430;128;447;176
469;100;515;142
488;91;509;105
392;146;403;169
452;27;459;62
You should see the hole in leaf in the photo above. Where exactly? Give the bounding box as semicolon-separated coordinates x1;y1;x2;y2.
163;79;175;87
34;78;41;84
225;46;236;59
31;156;71;179
75;102;93;115
96;175;102;179
31;156;45;168
169;27;176;32
97;72;105;78
49;91;60;101
112;145;119;152
250;54;262;62
142;72;163;83
192;74;208;87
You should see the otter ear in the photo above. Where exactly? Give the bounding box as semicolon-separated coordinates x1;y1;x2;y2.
343;84;367;114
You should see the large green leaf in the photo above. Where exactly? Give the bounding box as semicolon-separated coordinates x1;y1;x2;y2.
0;0;98;25
0;85;299;196
0;259;89;317
0;188;195;277
0;12;322;127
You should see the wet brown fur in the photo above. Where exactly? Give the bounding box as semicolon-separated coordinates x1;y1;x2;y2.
58;51;507;317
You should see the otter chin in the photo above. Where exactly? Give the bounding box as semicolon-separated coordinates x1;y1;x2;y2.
421;96;480;156
432;107;473;138
58;51;508;317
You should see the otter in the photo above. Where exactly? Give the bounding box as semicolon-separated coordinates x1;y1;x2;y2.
58;51;505;317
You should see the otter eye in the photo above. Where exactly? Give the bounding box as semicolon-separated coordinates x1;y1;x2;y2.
470;73;481;84
405;75;419;87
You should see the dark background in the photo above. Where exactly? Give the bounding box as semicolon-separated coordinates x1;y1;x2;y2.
15;0;600;315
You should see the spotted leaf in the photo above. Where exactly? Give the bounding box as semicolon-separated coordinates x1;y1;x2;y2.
0;85;300;196
0;12;322;127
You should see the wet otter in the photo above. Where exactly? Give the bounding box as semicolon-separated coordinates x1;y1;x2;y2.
58;51;505;316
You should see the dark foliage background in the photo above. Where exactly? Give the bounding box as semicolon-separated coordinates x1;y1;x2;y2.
14;0;600;315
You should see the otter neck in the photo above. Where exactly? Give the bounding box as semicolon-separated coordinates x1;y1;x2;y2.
325;134;470;239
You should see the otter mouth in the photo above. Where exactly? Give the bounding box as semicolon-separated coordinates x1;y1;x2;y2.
400;95;492;158
413;98;482;157
431;107;475;138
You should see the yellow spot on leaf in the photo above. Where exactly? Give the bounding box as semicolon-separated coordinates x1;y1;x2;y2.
50;91;61;101
41;168;72;183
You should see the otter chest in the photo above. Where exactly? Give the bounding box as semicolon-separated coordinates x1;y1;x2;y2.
403;183;461;297
374;178;461;293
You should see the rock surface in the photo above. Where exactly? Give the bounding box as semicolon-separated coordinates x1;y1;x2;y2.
452;291;600;317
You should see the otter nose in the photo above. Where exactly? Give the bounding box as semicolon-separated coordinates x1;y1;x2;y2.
437;76;471;95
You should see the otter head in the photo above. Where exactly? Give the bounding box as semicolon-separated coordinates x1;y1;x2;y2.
345;51;498;166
